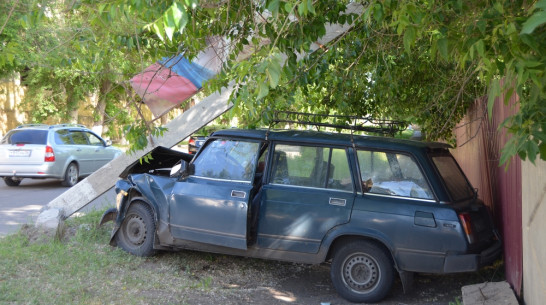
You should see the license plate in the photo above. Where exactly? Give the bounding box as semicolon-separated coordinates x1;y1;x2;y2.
9;150;31;157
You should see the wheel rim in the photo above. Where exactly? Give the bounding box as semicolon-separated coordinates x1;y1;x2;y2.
124;214;147;246
341;252;381;294
67;165;78;185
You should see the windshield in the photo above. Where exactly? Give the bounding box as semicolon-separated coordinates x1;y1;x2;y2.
1;130;48;145
432;155;475;201
193;139;260;182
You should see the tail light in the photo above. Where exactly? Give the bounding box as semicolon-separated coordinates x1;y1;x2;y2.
189;137;195;145
458;212;475;244
45;146;55;162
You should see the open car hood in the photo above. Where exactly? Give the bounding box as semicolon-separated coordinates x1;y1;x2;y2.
119;146;193;178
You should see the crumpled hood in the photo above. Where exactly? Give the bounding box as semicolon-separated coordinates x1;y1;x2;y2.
119;146;193;178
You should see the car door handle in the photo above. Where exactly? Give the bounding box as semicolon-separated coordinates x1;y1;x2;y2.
231;190;246;199
329;197;346;206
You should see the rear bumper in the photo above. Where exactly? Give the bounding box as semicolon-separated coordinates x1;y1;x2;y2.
0;163;62;179
443;239;503;273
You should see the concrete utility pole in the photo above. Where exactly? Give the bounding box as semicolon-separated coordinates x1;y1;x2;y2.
35;3;363;230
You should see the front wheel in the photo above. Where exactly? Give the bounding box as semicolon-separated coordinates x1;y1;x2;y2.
61;163;79;187
115;202;156;257
3;177;22;186
330;240;394;303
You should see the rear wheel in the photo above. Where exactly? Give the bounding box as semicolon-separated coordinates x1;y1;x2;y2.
61;163;78;187
3;177;22;186
115;202;156;257
330;240;394;303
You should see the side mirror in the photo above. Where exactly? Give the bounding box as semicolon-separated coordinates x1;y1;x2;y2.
105;139;113;146
171;160;194;178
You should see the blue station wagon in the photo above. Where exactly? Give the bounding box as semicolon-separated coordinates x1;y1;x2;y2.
101;127;501;303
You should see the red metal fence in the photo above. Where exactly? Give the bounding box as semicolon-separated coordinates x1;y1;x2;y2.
451;92;522;295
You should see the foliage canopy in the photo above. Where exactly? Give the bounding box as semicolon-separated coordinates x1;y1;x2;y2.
1;0;545;164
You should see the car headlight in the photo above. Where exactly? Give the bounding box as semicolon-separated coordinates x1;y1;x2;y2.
116;190;128;210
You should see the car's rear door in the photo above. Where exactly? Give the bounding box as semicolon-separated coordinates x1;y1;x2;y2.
169;138;261;250
257;144;355;253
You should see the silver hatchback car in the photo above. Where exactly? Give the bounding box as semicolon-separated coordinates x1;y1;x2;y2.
0;124;122;187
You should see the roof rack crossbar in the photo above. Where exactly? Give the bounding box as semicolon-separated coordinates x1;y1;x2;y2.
271;111;406;137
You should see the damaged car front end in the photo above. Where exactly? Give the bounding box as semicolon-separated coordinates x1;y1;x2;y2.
100;146;193;252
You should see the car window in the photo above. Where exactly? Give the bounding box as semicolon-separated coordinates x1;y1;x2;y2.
192;139;260;182
432;155;474;201
357;150;433;199
54;130;72;145
87;132;104;146
71;131;89;145
1;130;48;145
270;144;353;191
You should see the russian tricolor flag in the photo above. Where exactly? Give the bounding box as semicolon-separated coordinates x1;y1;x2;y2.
130;37;225;117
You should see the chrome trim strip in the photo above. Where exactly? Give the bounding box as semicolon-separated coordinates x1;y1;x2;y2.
258;233;321;243
269;183;354;194
170;223;245;239
190;175;251;184
364;192;437;203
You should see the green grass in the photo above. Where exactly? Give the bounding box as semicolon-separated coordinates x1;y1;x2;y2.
0;210;302;304
0;210;216;304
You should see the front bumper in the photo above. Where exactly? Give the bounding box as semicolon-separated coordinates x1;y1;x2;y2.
443;239;503;273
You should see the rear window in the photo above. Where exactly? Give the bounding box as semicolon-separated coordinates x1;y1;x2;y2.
1;130;48;145
432;155;475;201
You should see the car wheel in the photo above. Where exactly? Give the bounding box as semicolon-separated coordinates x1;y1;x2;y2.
115;202;156;257
330;240;394;303
61;163;79;187
3;177;22;187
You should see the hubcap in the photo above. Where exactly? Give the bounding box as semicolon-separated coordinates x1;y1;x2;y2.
67;166;78;185
342;253;380;293
125;214;146;245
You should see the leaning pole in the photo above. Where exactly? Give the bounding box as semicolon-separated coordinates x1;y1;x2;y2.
36;3;363;229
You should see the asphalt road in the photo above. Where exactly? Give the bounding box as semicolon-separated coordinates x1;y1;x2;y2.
0;178;115;237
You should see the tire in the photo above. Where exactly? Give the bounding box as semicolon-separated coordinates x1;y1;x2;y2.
61;163;79;187
3;177;22;186
115;202;156;257
330;240;394;303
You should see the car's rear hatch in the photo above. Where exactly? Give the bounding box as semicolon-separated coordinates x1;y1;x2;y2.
0;129;48;166
431;153;499;252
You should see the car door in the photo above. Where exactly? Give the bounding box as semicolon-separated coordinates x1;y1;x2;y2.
354;149;455;272
257;144;355;253
69;130;94;175
169;138;261;250
85;131;113;171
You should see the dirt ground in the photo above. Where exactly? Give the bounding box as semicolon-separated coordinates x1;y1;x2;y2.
145;250;505;305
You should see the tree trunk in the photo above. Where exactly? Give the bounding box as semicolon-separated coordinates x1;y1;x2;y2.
93;79;111;136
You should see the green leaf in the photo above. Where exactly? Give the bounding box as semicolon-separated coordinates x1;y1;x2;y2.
438;38;448;60
488;79;500;117
475;40;485;58
521;11;546;34
257;82;269;99
403;27;416;53
307;0;315;15
267;0;280;15
373;3;383;23
266;60;281;88
298;1;307;16
152;21;165;41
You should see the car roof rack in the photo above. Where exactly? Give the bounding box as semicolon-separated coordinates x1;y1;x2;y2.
269;111;407;137
16;124;49;129
49;124;87;129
